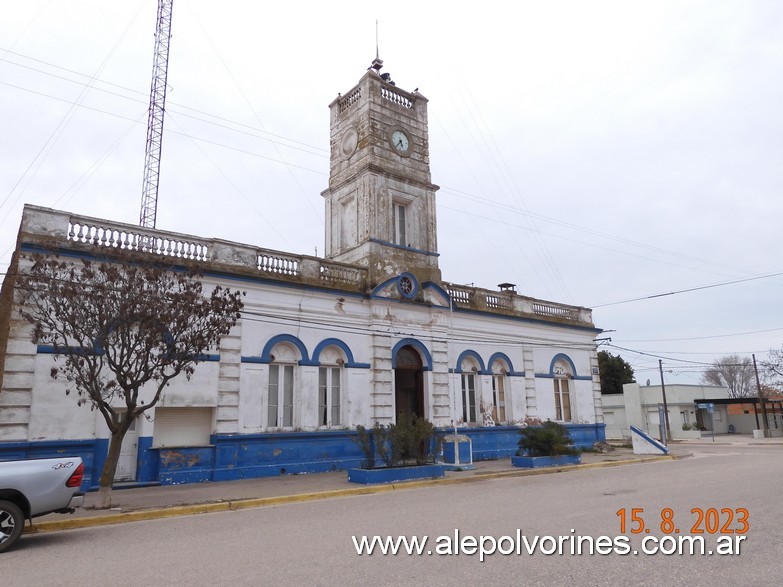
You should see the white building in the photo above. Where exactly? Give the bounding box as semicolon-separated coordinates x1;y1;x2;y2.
603;383;731;440
0;60;605;487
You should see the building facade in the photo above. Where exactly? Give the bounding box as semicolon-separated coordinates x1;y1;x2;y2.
603;383;731;440
0;61;605;487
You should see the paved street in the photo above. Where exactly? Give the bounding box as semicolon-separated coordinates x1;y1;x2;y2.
5;442;782;586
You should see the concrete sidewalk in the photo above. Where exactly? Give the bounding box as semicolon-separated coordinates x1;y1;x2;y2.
27;446;690;534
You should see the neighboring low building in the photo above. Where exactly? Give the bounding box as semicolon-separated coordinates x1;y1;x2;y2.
723;394;783;434
0;60;606;487
603;383;730;440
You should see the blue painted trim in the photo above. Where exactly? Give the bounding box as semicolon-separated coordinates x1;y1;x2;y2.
368;238;440;257
454;349;486;374
37;343;98;356
535;373;593;380
371;276;400;297
391;338;433;371
421;281;452;306
311;338;371;369
0;438;103;492
398;272;419;299
240;356;265;364
511;454;581;468
550;353;578;378
487;352;525;377
1;426;608;489
136;436;157;482
39;346;219;363
630;425;669;454
347;464;445;485
18;243;371;303
19;244;600;333
451;304;602;334
259;334;311;365
370;273;420;300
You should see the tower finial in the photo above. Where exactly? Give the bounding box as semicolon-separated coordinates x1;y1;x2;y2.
370;20;383;72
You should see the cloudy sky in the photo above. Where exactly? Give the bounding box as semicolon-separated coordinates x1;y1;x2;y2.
2;1;781;385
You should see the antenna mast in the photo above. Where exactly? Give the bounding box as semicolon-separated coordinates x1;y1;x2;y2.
139;0;174;229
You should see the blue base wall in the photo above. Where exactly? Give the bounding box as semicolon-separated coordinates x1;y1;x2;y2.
0;423;606;488
450;423;606;460
0;439;105;492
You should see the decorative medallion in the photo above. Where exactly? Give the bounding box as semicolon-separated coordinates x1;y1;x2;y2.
340;127;358;158
397;272;419;299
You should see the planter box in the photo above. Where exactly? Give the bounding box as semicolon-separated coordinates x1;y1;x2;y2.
347;464;445;485
441;434;475;470
511;454;581;468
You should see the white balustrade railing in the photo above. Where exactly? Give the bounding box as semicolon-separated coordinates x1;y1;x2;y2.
257;253;300;276
445;280;586;324
486;294;512;310
447;286;472;306
28;207;589;324
381;86;412;109
532;302;578;320
340;87;361;112
67;220;209;261
319;262;365;286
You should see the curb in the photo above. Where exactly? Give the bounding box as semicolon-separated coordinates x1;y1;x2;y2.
24;454;680;535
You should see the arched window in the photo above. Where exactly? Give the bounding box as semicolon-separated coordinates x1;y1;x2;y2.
552;359;573;422
490;359;509;424
317;345;345;427
459;355;480;424
267;342;299;429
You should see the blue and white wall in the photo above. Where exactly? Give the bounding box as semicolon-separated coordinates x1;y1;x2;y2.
0;223;604;488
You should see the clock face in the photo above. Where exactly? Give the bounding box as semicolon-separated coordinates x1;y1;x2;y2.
390;129;411;154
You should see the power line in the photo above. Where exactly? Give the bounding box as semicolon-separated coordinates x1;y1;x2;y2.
617;326;783;343
591;271;783;308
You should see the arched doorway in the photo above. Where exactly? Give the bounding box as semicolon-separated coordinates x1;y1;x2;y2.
394;345;424;421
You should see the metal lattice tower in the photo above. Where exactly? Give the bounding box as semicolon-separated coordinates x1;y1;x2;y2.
139;0;174;229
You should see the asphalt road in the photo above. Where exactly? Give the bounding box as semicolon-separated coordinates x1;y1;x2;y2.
6;444;782;586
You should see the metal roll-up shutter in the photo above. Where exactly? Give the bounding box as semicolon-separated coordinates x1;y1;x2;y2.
152;407;213;447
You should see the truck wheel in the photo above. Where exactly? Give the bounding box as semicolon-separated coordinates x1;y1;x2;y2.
0;500;24;553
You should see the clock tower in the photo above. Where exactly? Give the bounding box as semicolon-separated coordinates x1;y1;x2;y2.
322;58;441;287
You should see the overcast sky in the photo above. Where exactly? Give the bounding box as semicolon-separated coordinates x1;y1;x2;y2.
2;1;782;385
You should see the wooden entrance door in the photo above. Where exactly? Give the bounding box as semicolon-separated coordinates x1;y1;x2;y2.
394;346;424;420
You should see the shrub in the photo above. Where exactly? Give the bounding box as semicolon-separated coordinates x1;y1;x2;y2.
517;421;578;457
354;415;439;468
375;422;397;468
353;425;375;469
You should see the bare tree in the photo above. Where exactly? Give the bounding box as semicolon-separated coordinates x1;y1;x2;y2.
17;253;244;507
701;354;755;398
762;347;783;389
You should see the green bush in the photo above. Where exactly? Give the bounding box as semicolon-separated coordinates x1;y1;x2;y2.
517;421;578;457
354;415;439;468
354;424;375;469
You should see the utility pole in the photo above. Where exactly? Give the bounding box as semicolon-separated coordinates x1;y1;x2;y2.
752;353;769;435
139;0;174;230
658;359;672;443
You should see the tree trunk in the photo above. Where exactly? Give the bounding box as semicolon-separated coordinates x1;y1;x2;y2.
98;430;125;509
